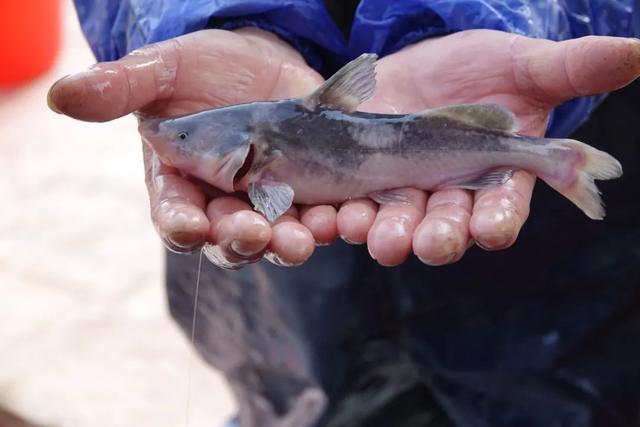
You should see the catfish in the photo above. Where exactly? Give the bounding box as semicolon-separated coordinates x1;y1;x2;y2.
140;54;622;221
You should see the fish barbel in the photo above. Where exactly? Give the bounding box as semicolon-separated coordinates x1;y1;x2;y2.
140;54;622;222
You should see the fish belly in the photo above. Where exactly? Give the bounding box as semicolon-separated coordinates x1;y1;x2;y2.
272;149;535;205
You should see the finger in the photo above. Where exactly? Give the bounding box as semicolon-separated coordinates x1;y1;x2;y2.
47;30;323;122
514;35;640;106
143;144;210;253
413;189;473;266
299;205;338;245
470;171;534;250
46;30;256;121
266;210;315;266
367;189;427;266
207;197;272;266
47;39;182;122
336;199;378;244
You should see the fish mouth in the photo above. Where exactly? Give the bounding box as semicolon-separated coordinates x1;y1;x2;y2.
233;144;255;189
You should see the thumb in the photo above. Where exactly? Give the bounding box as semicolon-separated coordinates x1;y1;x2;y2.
515;35;640;106
47;29;323;123
47;41;179;122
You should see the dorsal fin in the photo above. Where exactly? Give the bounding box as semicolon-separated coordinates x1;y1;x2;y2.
302;53;378;112
416;104;518;132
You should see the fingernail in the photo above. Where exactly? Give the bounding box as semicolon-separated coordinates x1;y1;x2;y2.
47;90;61;114
47;75;69;114
474;239;488;250
417;251;458;266
367;244;377;261
340;235;363;245
230;240;260;257
51;74;70;88
264;251;297;267
202;243;246;270
474;235;510;251
165;232;205;253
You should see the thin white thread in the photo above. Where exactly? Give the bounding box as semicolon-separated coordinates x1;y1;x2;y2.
185;248;204;427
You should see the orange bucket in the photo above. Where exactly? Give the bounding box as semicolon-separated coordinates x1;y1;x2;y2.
0;0;61;87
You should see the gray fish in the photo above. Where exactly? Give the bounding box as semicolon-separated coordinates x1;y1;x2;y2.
140;54;622;222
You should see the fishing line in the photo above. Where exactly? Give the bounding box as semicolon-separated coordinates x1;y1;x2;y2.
185;246;204;427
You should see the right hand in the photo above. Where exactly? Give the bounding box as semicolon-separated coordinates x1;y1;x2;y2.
48;28;330;268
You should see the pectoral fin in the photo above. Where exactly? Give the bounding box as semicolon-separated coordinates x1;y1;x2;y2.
417;104;518;132
248;181;294;222
302;53;378;112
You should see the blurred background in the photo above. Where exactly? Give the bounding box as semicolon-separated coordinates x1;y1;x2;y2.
0;1;234;426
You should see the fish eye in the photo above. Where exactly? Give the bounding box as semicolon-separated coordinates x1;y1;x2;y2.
178;131;189;141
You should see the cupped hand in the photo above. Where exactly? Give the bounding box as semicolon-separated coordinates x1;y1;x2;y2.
345;30;640;266
48;28;324;268
48;28;640;269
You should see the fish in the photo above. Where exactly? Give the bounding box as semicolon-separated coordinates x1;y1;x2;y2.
139;53;623;222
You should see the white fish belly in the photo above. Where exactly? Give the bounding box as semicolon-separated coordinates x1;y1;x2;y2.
274;149;538;204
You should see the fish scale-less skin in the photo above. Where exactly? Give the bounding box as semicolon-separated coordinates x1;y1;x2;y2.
140;51;621;220
140;96;615;219
245;101;557;204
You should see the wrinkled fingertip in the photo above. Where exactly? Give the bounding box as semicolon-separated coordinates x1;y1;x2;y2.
300;205;338;246
336;201;377;245
201;243;251;271
412;217;466;266
212;210;272;257
269;222;315;266
470;207;520;251
154;201;211;250
366;217;412;267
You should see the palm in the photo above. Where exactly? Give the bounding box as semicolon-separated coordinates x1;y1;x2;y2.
133;29;326;263
369;31;562;134
137;30;322;118
344;29;640;266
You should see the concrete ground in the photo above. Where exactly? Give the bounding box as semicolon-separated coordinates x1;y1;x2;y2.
0;1;234;426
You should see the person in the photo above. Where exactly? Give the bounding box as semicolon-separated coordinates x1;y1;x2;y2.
48;1;640;426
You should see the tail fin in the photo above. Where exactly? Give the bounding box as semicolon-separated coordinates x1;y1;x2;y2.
540;139;622;220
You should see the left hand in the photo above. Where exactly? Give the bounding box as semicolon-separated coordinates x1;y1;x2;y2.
47;28;325;268
331;30;640;266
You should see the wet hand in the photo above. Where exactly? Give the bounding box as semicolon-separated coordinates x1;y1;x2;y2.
48;28;323;268
47;28;640;269
352;30;640;266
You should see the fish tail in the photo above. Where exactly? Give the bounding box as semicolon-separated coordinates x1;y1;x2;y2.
540;139;622;220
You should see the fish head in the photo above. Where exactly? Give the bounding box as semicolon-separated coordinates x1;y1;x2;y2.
139;113;252;193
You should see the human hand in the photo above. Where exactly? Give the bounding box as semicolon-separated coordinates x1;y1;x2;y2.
47;28;327;268
338;30;640;266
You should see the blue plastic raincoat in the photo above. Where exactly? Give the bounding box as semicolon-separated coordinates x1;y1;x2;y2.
73;1;640;426
74;0;639;136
